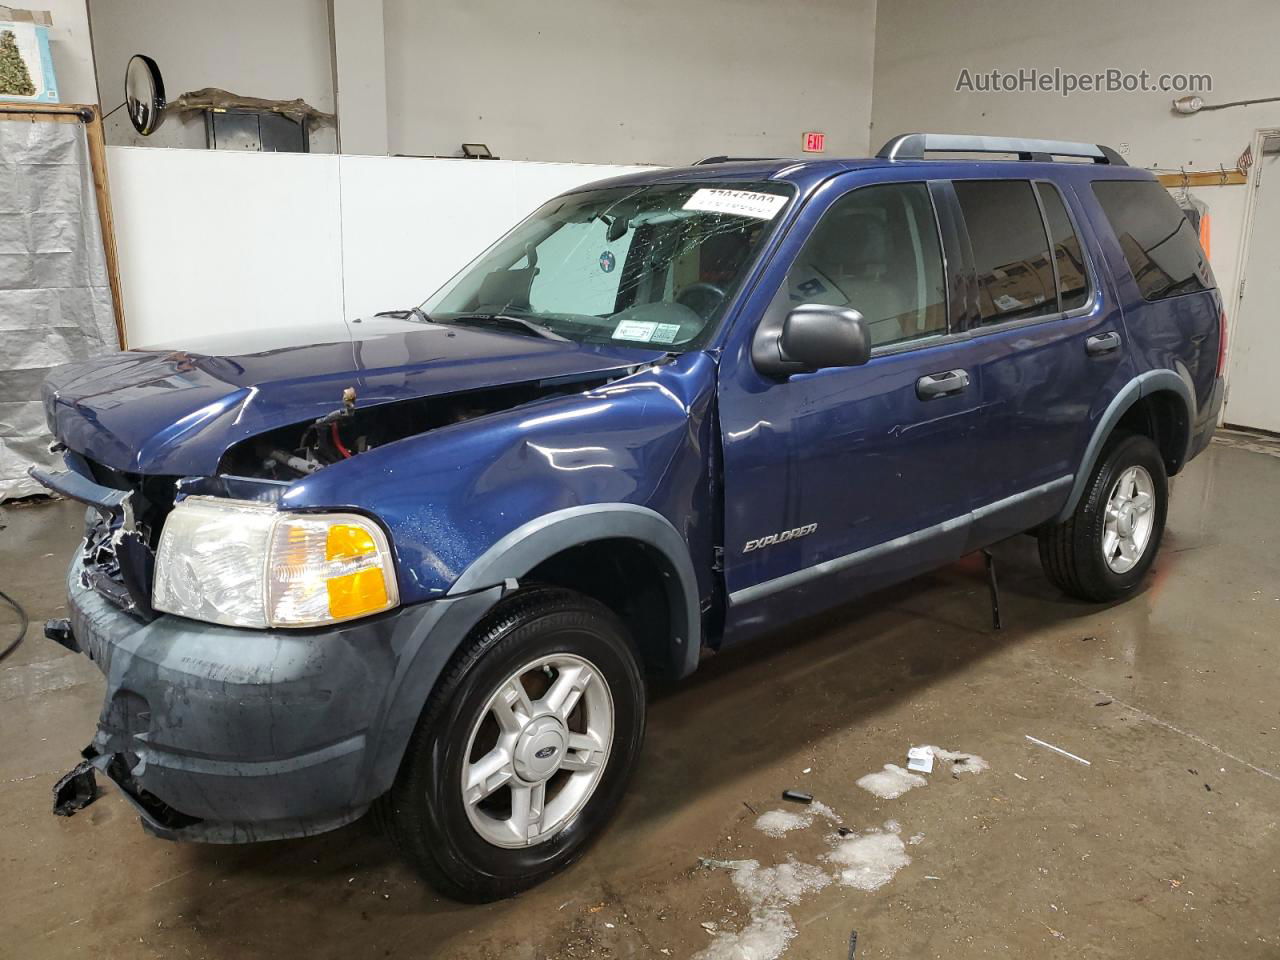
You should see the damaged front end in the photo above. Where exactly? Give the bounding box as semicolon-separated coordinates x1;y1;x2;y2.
31;321;708;842
30;449;171;622
29;370;643;838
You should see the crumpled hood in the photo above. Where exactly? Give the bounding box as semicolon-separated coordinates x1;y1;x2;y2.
44;316;661;476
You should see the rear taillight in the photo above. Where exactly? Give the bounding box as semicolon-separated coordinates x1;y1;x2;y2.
1216;307;1228;378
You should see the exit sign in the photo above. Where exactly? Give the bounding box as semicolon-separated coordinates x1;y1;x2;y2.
803;131;826;153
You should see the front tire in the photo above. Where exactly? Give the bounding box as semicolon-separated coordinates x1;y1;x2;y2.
378;588;646;902
1039;433;1168;602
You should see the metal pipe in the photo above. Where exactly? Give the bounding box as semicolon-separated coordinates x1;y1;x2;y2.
0;104;94;121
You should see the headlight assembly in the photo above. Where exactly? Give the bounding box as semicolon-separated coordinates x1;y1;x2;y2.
152;497;398;628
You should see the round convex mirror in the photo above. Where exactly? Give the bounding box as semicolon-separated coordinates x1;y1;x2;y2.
125;54;166;136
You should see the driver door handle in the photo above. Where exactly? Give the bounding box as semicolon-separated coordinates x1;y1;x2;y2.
1086;331;1122;356
916;368;970;400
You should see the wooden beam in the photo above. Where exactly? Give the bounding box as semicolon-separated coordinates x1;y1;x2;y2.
80;105;128;350
1156;169;1248;188
0;102;128;349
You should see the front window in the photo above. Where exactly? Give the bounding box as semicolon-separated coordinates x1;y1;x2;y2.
423;182;794;350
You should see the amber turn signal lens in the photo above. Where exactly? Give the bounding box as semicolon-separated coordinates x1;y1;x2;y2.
327;567;390;620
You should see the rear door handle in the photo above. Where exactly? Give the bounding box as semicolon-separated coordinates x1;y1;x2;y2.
1086;331;1121;356
916;368;970;400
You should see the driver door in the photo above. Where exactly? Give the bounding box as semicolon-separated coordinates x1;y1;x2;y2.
717;177;986;641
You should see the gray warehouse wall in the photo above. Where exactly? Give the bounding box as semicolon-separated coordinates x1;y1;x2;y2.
870;0;1280;343
88;0;337;152
382;0;879;165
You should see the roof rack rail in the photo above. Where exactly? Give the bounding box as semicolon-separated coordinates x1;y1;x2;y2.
876;133;1126;166
692;155;789;165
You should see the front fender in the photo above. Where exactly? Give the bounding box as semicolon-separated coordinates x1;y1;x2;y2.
281;350;718;624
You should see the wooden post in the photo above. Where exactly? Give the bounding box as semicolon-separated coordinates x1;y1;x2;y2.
0;102;128;349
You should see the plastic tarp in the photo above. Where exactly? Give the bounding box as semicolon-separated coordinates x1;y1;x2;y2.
0;117;118;500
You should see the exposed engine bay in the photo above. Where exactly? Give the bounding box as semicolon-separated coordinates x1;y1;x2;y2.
217;375;621;481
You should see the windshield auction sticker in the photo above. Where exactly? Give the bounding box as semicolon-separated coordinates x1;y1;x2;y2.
683;188;788;220
612;320;682;343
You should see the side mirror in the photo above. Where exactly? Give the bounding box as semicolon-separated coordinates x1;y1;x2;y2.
754;303;870;376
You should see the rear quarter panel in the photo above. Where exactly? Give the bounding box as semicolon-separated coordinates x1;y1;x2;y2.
1071;170;1222;415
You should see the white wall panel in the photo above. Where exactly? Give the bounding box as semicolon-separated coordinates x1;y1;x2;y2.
106;148;646;349
107;147;346;349
336;156;648;321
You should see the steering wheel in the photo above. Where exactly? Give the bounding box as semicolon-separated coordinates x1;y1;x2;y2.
676;282;727;319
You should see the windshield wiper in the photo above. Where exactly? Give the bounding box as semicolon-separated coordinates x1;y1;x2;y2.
374;306;433;323
447;313;569;342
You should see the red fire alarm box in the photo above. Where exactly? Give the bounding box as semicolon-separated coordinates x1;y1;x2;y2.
802;131;826;153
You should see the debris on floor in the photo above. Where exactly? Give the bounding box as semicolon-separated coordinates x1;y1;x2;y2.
51;759;102;816
781;789;813;805
1025;734;1091;766
906;746;935;773
923;746;990;776
856;745;989;797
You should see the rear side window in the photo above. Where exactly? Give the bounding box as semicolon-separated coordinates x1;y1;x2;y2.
1092;179;1213;301
954;180;1057;325
1036;183;1089;311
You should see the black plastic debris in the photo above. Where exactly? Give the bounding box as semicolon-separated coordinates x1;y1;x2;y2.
981;549;1002;630
848;929;858;959
1094;700;1112;707
52;759;101;816
781;789;813;805
838;826;853;837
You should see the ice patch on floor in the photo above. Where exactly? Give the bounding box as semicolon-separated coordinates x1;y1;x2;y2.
754;800;840;838
755;810;811;838
919;746;990;776
694;858;831;960
823;820;911;892
855;763;928;799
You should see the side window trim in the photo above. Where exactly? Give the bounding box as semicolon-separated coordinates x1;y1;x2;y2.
1029;181;1064;316
1032;179;1097;317
926;180;972;336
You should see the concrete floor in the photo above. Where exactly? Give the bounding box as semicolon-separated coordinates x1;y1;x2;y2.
1;436;1278;960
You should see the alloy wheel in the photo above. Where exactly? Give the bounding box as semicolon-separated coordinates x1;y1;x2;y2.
461;653;613;848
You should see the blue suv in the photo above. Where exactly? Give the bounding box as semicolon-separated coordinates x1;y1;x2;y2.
34;134;1224;901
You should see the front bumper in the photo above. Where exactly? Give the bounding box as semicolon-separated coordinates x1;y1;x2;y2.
58;556;501;843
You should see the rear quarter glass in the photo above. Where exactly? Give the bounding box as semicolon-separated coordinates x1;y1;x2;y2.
1091;179;1215;299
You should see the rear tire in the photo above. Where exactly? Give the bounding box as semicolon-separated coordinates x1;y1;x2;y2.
1039;433;1168;602
377;588;645;902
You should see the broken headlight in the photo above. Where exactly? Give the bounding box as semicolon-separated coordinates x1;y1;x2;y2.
152;497;399;628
